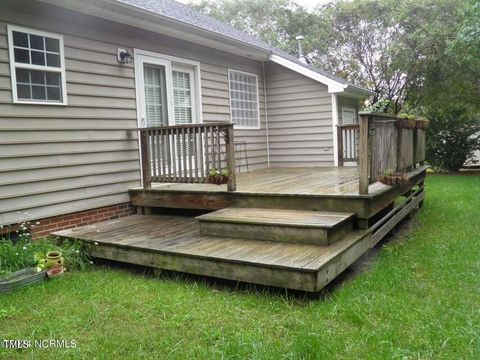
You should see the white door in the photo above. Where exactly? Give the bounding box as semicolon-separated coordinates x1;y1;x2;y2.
135;53;198;179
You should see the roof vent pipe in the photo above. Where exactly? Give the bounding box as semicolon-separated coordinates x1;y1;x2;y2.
295;35;307;64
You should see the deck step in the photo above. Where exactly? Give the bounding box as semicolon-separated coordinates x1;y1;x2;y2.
196;207;355;245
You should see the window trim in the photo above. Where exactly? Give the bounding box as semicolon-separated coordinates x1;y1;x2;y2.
228;69;261;130
7;24;68;106
134;48;202;128
341;106;357;125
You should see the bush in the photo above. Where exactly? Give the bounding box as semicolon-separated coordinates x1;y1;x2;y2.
425;108;480;171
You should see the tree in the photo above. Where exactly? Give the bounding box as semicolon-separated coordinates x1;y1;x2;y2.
425;108;480;171
191;0;317;51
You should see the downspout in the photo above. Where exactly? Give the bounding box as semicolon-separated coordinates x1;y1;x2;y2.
262;61;270;167
331;93;339;166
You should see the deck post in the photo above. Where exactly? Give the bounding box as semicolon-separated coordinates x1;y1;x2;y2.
226;125;237;192
140;129;151;189
358;114;369;195
337;126;344;166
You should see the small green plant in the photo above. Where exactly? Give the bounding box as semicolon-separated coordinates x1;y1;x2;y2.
364;99;393;113
1;219;92;277
207;168;231;185
383;168;395;176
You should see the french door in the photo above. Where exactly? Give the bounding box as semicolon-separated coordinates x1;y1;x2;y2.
135;52;198;180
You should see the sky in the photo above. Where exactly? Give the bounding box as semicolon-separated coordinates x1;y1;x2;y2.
177;0;333;11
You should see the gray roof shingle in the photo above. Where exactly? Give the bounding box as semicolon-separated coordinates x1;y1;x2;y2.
116;0;368;91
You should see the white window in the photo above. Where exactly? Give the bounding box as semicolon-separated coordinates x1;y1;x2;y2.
7;25;67;105
228;69;260;129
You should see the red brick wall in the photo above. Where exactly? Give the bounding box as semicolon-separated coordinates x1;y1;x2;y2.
32;203;135;239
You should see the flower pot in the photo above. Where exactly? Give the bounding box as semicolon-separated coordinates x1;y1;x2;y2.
207;175;230;185
47;267;64;278
0;267;47;293
45;251;64;269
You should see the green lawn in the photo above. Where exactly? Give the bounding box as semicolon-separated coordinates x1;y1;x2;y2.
1;174;479;359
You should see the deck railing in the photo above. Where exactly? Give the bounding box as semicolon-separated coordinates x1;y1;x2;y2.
358;112;427;194
337;124;359;165
139;123;236;191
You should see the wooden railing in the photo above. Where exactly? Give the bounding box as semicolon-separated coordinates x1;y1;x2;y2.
139;123;236;191
337;124;359;165
357;112;427;194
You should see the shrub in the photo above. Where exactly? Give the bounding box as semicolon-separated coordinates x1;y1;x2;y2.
0;220;92;277
425;108;480;171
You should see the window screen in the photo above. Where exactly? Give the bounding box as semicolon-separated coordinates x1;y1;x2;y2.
228;70;260;128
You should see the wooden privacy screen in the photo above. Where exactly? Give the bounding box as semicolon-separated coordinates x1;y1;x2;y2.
139;123;236;191
358;112;427;194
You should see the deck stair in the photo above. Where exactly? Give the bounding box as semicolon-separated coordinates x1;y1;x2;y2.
196;207;355;246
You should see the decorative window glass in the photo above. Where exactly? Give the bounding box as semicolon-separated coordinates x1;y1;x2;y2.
7;25;67;104
228;70;260;129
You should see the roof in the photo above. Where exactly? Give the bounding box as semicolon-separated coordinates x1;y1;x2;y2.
117;0;368;95
40;0;373;95
116;0;373;95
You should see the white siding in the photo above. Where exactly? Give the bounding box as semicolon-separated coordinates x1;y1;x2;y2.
265;62;334;167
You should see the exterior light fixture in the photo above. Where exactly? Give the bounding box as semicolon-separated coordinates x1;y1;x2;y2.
117;48;133;64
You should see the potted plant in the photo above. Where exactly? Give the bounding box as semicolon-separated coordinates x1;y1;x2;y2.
207;168;231;185
415;119;429;130
377;169;409;186
396;116;416;129
34;251;64;272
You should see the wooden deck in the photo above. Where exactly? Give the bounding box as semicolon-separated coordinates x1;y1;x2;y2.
130;166;428;228
146;167;389;196
53;214;372;292
53;167;426;291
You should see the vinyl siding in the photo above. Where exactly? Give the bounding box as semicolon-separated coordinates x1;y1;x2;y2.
0;0;268;225
265;61;334;167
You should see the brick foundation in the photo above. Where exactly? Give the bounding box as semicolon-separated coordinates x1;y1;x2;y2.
30;203;136;239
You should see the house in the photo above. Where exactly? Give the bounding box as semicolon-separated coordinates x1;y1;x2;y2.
0;0;427;291
0;0;374;230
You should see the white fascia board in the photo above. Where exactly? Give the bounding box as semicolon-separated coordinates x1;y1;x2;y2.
342;86;376;98
269;54;346;93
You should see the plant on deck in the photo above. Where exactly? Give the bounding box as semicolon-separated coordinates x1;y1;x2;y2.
377;168;409;187
207;168;232;185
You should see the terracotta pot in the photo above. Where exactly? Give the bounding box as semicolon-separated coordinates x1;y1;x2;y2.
396;118;416;129
45;251;64;269
415;119;429;129
47;267;64;278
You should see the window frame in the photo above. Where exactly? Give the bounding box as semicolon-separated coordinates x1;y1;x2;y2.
7;24;68;106
228;69;261;130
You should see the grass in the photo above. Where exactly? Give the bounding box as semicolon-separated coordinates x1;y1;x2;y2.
1;174;479;359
